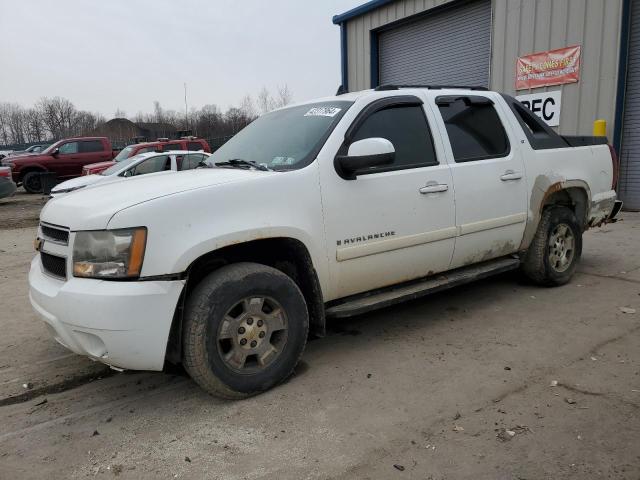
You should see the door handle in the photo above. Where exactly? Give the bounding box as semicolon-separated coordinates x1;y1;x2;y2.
419;183;448;194
500;170;522;181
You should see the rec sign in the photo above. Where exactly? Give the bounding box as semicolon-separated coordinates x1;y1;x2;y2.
516;91;562;127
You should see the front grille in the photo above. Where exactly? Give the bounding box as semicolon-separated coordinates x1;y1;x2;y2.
41;252;67;279
41;224;69;245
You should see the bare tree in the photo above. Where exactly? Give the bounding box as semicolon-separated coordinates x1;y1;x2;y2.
239;95;257;120
257;87;274;115
274;84;293;109
114;108;127;118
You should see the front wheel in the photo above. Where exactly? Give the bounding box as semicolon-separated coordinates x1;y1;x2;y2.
183;262;309;399
22;171;43;194
521;206;582;286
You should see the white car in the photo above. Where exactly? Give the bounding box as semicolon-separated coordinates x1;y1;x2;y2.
30;86;620;399
50;150;211;196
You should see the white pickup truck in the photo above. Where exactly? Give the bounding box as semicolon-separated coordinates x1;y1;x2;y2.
29;86;621;399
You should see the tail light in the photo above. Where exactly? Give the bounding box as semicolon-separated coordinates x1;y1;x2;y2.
608;144;619;190
0;167;12;180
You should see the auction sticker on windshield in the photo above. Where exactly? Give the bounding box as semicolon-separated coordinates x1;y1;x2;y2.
304;107;342;117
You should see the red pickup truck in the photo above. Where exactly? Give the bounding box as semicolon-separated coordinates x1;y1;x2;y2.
82;137;210;175
2;137;115;193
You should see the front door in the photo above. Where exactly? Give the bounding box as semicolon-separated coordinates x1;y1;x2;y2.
319;96;456;300
431;93;527;268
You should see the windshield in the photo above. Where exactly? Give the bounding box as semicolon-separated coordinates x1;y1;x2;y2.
114;146;135;161
208;101;352;171
100;153;145;175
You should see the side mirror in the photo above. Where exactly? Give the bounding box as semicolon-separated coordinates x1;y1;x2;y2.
335;137;395;180
52;148;60;156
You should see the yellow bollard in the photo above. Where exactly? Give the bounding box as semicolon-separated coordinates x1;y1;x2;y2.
593;119;607;137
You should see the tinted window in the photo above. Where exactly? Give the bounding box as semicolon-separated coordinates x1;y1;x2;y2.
162;143;182;151
129;155;170;176
187;142;204;151
58;142;79;154
180;154;206;171
350;105;437;171
437;97;509;162
136;146;159;154
79;140;104;153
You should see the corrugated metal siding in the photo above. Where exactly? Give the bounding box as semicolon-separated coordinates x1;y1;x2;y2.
491;0;623;139
619;0;640;210
378;0;491;86
345;0;455;91
343;0;623;139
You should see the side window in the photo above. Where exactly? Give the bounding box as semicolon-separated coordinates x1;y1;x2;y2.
58;142;79;154
350;105;437;171
129;155;170;176
180;154;205;171
79;140;104;153
187;141;204;151
162;143;182;151
436;96;509;162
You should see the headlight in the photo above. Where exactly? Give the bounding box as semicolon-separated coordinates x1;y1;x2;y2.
73;227;147;279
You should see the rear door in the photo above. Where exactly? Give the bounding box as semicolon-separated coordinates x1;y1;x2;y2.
432;93;527;268
78;140;110;170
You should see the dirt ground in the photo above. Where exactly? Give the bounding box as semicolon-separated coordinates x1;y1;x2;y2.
0;193;638;479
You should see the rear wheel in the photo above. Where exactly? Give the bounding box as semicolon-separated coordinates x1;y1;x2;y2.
183;262;309;399
521;206;582;286
22;171;43;194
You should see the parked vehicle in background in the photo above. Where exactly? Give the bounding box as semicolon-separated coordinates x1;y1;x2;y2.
82;137;210;176
7;144;49;156
0;166;17;199
29;87;620;399
0;150;12;161
2;137;115;193
51;151;211;196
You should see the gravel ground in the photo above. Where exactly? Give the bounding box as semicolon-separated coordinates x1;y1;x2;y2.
0;199;638;479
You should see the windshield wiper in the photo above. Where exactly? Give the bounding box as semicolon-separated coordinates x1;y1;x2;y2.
214;159;272;171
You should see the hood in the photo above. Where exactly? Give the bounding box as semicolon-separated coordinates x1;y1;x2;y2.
40;168;275;230
9;153;51;164
50;174;104;196
84;160;116;171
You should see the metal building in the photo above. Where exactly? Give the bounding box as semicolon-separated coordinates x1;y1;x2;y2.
333;0;639;210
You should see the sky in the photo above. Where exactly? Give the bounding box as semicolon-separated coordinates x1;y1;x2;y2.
0;0;360;117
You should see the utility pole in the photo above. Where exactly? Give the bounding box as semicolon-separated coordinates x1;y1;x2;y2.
184;82;188;131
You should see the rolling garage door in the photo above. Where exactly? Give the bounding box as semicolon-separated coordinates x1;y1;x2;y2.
378;0;491;87
620;0;640;210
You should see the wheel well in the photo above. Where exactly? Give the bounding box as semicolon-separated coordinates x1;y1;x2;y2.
542;187;588;229
165;238;325;365
17;166;47;183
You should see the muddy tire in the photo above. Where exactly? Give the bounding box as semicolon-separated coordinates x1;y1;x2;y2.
182;262;309;399
521;206;582;286
22;171;43;194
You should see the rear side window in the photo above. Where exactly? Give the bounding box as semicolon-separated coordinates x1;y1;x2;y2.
187;142;204;151
79;140;104;153
136;146;159;154
350;105;437;171
437;96;509;162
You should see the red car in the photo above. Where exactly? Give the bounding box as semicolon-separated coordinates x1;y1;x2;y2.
2;137;115;193
82;137;210;175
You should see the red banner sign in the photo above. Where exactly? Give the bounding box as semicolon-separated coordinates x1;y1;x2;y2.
516;45;581;90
